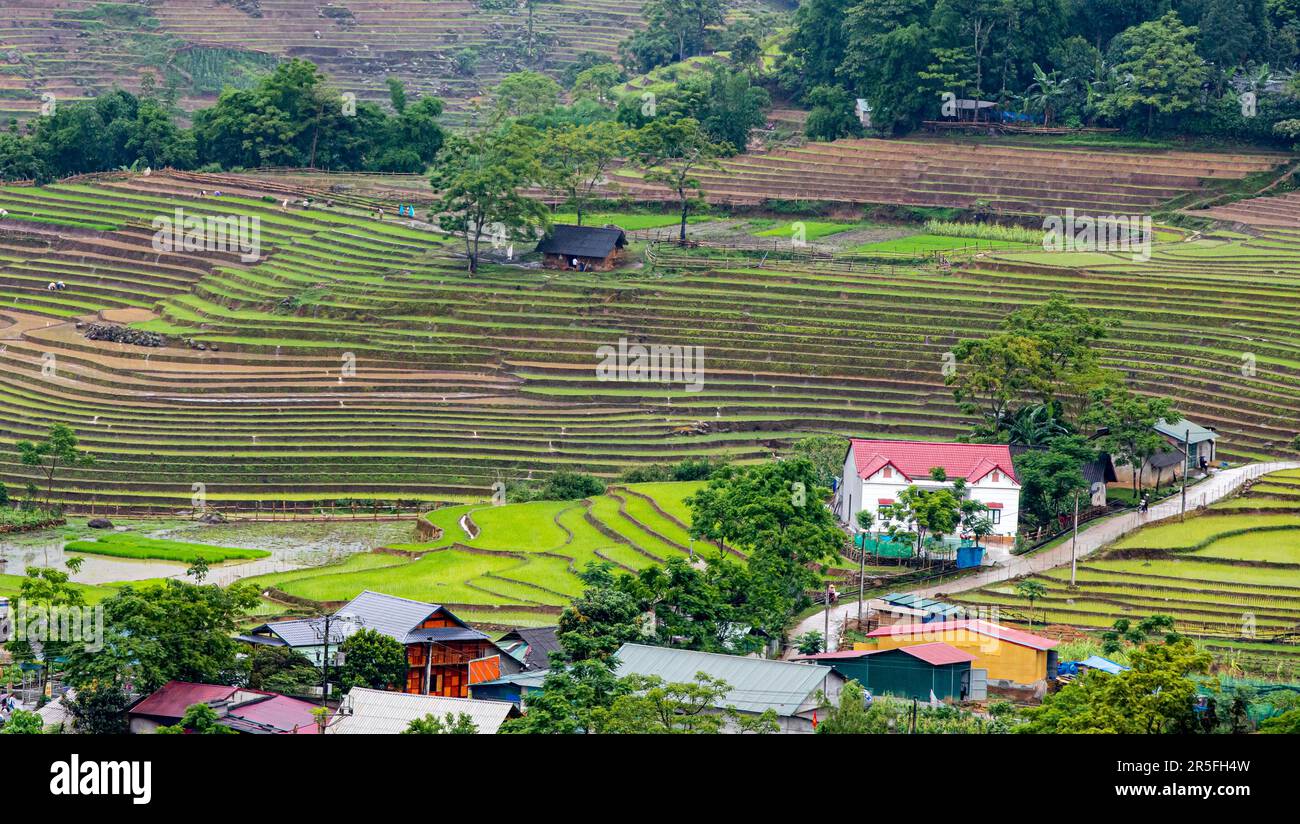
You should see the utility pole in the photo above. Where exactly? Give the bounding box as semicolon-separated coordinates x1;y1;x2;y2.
857;535;866;625
1070;488;1080;588
1180;428;1190;522
318;613;334;707
315;612;360;707
823;581;831;652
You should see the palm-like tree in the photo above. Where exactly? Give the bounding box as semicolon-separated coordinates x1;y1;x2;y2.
1024;63;1071;127
1005;404;1072;446
1014;579;1049;629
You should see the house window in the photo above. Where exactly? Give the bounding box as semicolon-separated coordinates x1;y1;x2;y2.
989;509;1001;524
883;467;893;479
991;471;1000;483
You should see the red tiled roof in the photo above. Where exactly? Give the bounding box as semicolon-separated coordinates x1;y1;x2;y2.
896;642;978;666
228;694;321;735
849;439;1018;484
129;681;239;719
865;619;1058;651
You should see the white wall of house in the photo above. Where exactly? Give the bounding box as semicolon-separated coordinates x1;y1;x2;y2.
842;450;1020;537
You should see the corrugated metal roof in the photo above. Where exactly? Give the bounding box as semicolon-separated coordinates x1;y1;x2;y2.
896;642;977;666
1154;418;1217;443
256;592;463;649
252;618;345;648
329;687;518;734
614;644;837;717
339;590;443;643
129;681;239;718
405;626;487;643
223;694;321;734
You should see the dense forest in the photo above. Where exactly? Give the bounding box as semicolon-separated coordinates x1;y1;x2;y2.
781;0;1300;139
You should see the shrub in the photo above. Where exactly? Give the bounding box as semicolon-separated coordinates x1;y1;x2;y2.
540;470;606;501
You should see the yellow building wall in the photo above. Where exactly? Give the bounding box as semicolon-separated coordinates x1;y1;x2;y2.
854;631;1048;685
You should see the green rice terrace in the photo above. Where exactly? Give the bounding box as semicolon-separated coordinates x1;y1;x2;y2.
1;479;900;627
950;470;1300;675
1;166;1300;515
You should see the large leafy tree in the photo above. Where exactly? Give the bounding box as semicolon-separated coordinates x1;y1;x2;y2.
68;685;132;735
63;580;260;694
539;121;631;226
949;295;1116;435
556;562;645;662
1098;11;1207;133
500;563;642;734
694;68;770;154
632;117;723;242
243;645;319;695
686;458;844;634
1018;638;1210;733
619;555;763;654
1013;434;1096;530
429;122;550;273
3;565;85;692
492;71;562;120
804;85;864;141
780;0;855;96
838;0;934;134
338;627;408;692
17;423;94;508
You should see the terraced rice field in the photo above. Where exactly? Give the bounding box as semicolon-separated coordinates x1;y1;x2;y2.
607;138;1289;217
234;480;895;626
0;0;775;124
950;471;1300;668
1;166;1299;511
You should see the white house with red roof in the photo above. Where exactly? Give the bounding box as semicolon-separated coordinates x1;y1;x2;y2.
839;439;1021;540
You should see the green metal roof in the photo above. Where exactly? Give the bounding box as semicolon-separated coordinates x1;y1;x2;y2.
1154;418;1218;443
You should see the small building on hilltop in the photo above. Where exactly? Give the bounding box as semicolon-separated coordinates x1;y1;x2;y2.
1112;417;1220;488
535;224;627;271
796;641;978;702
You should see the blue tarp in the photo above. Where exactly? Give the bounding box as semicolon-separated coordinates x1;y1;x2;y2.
1079;656;1129;675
